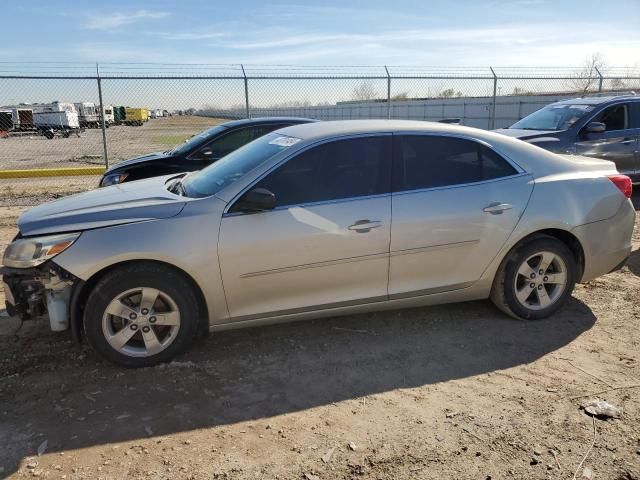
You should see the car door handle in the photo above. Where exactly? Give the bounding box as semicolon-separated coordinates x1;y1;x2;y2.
348;219;382;233
483;202;512;215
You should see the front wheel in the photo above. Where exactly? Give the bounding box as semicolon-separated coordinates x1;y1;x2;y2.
84;263;202;367
491;236;577;320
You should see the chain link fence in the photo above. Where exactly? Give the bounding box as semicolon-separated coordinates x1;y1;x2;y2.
1;63;639;206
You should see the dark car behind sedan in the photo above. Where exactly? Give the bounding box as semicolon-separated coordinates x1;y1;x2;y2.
100;117;316;186
495;94;640;183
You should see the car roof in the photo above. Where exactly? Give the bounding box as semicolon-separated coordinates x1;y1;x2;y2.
550;93;640;106
276;119;508;141
215;119;609;204
219;117;317;128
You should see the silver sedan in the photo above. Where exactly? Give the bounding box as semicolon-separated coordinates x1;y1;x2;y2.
1;120;635;367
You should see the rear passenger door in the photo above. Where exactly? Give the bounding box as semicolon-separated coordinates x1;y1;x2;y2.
631;102;640;181
575;102;639;177
389;134;533;298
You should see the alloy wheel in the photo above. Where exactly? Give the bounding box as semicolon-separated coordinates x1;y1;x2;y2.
513;251;567;311
101;287;181;357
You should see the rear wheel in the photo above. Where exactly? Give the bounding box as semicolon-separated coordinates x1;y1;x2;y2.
84;263;202;367
491;236;577;320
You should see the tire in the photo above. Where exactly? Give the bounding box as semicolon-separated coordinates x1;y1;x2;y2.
43;130;54;139
83;263;202;367
490;235;577;320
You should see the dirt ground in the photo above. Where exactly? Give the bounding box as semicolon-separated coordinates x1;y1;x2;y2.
0;116;226;207
0;116;225;170
0;197;639;480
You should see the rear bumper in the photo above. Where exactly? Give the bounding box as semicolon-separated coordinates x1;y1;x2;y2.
572;199;636;282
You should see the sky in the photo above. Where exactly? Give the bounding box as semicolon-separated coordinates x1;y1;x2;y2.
1;1;639;111
2;0;639;67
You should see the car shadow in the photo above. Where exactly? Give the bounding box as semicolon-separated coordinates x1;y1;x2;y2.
0;298;596;474
627;248;640;277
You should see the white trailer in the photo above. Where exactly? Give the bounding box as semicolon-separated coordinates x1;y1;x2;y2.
33;110;81;138
74;102;100;128
103;105;115;125
33;102;76;113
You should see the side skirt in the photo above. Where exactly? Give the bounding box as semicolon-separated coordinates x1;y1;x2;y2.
209;280;492;333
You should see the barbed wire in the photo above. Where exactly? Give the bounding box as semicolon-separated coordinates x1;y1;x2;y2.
0;63;638;79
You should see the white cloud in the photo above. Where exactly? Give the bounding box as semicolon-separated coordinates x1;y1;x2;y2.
152;32;228;41
84;10;170;30
202;22;639;67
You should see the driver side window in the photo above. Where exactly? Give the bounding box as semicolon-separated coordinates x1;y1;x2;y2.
194;127;254;160
255;136;392;208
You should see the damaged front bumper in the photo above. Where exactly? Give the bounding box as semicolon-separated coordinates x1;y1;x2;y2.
1;262;78;331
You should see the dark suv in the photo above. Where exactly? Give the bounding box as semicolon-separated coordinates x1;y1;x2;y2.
100;117;316;186
495;94;640;183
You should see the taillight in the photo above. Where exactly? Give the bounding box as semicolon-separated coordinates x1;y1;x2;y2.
608;175;632;198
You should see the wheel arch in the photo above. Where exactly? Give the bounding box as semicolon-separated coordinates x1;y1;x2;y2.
69;259;209;343
497;228;585;283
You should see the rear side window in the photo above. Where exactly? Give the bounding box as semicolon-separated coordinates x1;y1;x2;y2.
594;103;629;131
250;124;287;138
392;135;517;192
256;136;391;207
201;127;254;158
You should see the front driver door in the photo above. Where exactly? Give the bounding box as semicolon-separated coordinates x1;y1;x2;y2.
218;135;392;320
575;102;639;177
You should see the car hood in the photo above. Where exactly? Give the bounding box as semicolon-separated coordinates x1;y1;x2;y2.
104;151;172;173
494;128;559;140
19;175;186;236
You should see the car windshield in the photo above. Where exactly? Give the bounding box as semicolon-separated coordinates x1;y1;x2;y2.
510;104;595;131
181;133;301;198
168;125;227;155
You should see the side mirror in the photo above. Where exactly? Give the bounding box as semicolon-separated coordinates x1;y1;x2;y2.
585;121;606;134
233;187;276;213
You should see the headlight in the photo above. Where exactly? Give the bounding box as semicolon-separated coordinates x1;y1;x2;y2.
2;233;80;269
100;173;128;187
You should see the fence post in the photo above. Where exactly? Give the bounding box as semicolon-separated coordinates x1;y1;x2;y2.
241;64;250;118
518;100;523;120
595;66;603;93
96;63;109;169
384;65;391;119
489;66;497;130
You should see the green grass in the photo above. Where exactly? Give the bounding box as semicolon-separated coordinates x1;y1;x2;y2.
152;134;191;146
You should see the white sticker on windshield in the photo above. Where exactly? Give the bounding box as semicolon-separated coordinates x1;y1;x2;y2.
551;105;593;111
269;136;301;147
